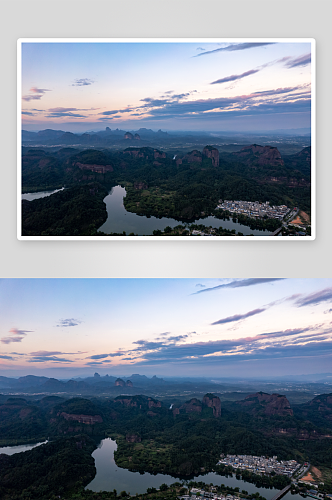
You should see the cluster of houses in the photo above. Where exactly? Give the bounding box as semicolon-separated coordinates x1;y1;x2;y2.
217;454;300;477
216;200;290;220
179;487;240;500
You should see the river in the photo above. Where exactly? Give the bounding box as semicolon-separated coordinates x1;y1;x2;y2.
86;438;302;500
0;440;48;455
22;187;64;201
98;186;271;236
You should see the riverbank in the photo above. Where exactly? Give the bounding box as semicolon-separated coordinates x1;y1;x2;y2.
98;186;271;236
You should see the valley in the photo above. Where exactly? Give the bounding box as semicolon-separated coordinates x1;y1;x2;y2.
0;374;331;499
20;129;312;237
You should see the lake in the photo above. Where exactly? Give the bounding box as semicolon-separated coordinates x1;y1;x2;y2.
22;187;64;201
98;186;271;236
86;438;302;500
0;441;48;455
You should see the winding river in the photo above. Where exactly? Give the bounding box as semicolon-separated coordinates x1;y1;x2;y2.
98;186;271;236
1;439;303;500
86;438;302;500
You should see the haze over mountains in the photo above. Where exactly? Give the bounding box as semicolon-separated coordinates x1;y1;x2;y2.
1;373;331;406
21;127;311;156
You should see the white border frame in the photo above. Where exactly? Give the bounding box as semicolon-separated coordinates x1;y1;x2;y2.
17;38;316;241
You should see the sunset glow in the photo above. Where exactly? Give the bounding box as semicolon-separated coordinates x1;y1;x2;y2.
20;39;313;132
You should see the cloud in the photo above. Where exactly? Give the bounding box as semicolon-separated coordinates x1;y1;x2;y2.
100;110;122;116
295;288;332;307
28;356;74;363
85;360;113;366
30;350;65;356
137;86;310;121
22;111;35;116
0;355;14;360
56;318;82;327
195;284;206;288
28;350;82;362
1;328;33;344
22;87;51;101
192;278;284;295
48;107;81;113
284;53;311;68
324;309;332;314
212;308;266;325
45;107;89;118
194;42;275;57
133;340;166;352
84;351;127;360
95;84;310;124
129;325;332;366
72;78;94;86
211;69;260;85
46;111;87;118
9;328;32;336
209;54;311;87
30;87;51;94
1;337;26;344
87;353;110;360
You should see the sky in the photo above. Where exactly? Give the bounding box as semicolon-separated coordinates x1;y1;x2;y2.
1;278;332;379
20;40;312;133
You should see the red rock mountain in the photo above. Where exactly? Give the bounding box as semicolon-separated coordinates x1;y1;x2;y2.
202;146;219;168
74;162;113;174
235;144;284;167
183;150;202;164
115;378;125;387
202;393;221;417
173;394;221;417
238;392;293;416
59;412;103;424
114;395;161;410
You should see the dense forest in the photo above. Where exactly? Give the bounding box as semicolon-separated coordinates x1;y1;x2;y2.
21;144;311;236
0;390;331;498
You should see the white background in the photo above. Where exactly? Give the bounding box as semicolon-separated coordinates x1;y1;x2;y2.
1;0;330;278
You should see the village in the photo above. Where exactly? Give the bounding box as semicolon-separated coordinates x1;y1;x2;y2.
216;200;291;220
176;454;332;500
217;454;300;476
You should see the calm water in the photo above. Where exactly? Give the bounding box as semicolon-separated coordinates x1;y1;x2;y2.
98;186;271;236
86;438;302;500
0;441;48;455
22;187;64;201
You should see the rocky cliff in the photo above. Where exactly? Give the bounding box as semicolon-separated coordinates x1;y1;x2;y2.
202;146;219;168
235;144;284;168
114;395;161;410
154;150;166;159
74;161;113;173
297;393;332;423
124;147;164;160
59;412;103;424
183;150;202;164
238;392;293;416
202;393;221;417
173;394;221;417
115;378;125;387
